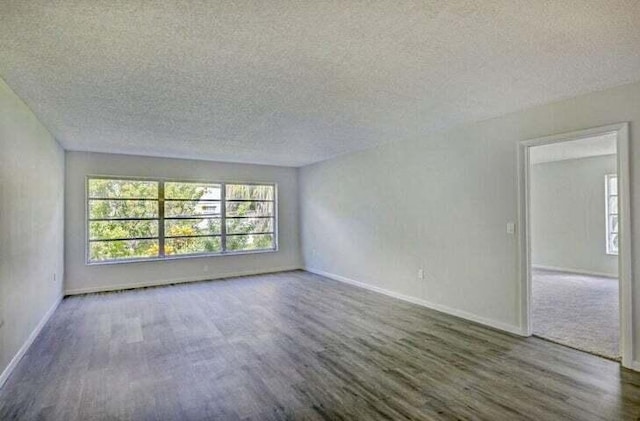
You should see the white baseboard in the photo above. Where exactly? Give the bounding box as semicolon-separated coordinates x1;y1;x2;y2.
64;266;303;295
626;360;640;372
305;267;526;337
532;265;617;279
0;294;63;389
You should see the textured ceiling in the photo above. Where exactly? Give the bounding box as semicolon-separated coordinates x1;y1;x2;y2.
1;1;640;167
530;133;617;164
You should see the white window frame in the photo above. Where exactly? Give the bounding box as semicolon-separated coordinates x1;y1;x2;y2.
86;176;278;264
605;173;618;256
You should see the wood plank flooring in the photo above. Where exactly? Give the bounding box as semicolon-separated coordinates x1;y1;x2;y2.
1;270;639;420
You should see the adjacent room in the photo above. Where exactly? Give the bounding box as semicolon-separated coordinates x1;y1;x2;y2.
1;1;640;420
529;135;620;360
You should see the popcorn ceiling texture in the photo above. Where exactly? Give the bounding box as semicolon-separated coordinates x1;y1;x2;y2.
1;1;639;167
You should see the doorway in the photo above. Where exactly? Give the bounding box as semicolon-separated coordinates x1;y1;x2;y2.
518;123;633;367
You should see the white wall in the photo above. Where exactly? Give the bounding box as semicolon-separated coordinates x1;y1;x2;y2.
531;155;618;277
299;80;640;362
64;152;302;294
0;79;64;381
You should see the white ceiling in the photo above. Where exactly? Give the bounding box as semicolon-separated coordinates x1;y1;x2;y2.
1;1;639;167
530;133;617;165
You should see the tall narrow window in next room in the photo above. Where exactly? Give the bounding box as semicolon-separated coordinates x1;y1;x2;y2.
605;174;618;255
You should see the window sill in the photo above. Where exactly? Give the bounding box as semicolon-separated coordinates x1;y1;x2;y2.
86;248;278;266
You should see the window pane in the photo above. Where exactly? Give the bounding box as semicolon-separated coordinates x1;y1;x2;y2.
225;201;274;217
225;184;274;200
226;234;274;252
165;182;221;200
89;199;158;219
609;215;619;233
608;196;618;214
89;179;158;199
165;218;221;236
89;220;158;240
608;176;618;196
226;218;274;234
89;239;159;261
609;234;619;254
164;200;221;217
165;236;222;255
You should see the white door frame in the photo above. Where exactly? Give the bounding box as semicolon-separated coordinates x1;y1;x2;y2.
517;122;633;368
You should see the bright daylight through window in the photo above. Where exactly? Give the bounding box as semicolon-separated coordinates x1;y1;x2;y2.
87;178;276;262
605;174;618;256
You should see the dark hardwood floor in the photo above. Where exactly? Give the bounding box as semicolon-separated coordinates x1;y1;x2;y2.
1;270;639;420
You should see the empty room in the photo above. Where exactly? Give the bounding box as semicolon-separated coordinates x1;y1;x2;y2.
1;1;640;420
529;135;622;360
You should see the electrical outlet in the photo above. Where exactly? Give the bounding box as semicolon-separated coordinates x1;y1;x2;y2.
418;269;425;280
506;222;515;234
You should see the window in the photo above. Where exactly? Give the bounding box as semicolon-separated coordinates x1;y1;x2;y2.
164;182;223;256
225;183;276;252
605;174;618;255
88;179;160;262
87;177;277;263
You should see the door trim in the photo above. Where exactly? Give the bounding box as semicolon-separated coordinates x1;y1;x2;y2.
517;122;633;368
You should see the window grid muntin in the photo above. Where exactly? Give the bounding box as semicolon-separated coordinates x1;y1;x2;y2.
87;177;277;263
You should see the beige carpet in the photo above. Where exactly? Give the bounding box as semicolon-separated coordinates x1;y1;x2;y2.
532;268;619;360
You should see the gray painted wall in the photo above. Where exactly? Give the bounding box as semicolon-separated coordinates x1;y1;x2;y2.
64;152;302;294
299;80;640;362
531;155;618;277
0;79;65;378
